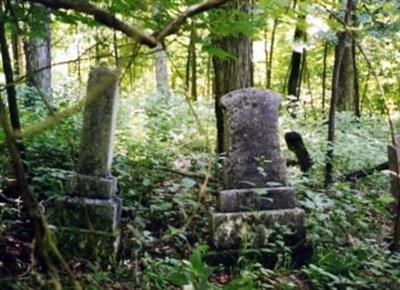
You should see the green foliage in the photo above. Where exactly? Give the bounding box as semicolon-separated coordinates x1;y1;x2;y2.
2;0;400;289
167;245;216;289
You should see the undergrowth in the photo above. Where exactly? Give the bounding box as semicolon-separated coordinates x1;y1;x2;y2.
1;88;400;289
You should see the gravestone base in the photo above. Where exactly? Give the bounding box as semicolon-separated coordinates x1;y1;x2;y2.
46;195;122;259
217;187;296;212
210;208;305;250
66;173;117;199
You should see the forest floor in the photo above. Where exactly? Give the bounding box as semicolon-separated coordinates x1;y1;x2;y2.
1;92;400;289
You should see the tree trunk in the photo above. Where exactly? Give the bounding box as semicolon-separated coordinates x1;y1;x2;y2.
11;30;25;77
186;25;198;101
352;35;360;117
0;16;22;132
322;41;328;110
336;0;357;113
113;30;119;68
324;27;347;187
190;28;197;101
24;5;52;105
287;6;306;103
153;3;170;97
212;0;253;154
154;43;170;97
206;55;211;99
266;19;278;89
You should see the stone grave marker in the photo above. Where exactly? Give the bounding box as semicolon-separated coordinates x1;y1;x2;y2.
47;67;122;258
210;88;305;250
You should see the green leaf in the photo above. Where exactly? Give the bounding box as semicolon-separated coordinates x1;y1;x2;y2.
168;271;188;286
251;188;268;195
182;177;196;189
377;193;395;205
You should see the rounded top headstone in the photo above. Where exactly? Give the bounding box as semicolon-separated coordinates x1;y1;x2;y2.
221;88;281;112
221;88;287;189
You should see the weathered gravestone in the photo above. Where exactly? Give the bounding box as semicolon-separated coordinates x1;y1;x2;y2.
210;88;305;249
47;67;122;258
388;135;400;200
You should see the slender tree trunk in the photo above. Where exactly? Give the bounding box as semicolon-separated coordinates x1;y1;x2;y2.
76;27;82;83
94;30;101;65
113;30;119;68
186;25;198;101
322;41;328;110
11;31;24;77
325;31;347;187
153;3;170;97
0;17;21;132
206;55;211;99
190;27;197;101
305;61;314;110
212;0;253;154
361;69;370;114
352;37;360;117
336;0;357;113
185;38;191;91
24;5;52;105
264;27;269;88
266;18;278;89
297;50;307;101
287;4;306;103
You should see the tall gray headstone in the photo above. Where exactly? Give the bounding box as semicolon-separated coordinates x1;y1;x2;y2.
210;88;305;250
47;67;122;258
77;67;119;177
388;135;400;200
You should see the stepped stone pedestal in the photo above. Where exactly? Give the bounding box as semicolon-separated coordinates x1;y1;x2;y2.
46;67;122;259
210;88;305;250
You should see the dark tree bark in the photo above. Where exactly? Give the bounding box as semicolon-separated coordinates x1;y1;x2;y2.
212;0;253;154
190;28;197;101
186;25;198;101
24;4;52;104
297;50;307;99
266;19;278;89
324;28;347;187
287;2;306;103
0;16;22;131
341;161;388;182
322;41;329;110
352;38;361;117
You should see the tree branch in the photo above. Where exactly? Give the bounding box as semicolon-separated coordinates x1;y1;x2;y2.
24;0;158;47
153;0;229;41
22;0;229;47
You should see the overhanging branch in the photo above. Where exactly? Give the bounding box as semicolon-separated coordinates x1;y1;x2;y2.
153;0;229;41
22;0;229;47
24;0;158;47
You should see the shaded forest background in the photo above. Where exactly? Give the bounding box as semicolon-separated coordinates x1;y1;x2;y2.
1;0;400;289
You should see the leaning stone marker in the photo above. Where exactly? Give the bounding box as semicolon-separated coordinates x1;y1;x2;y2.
388;135;400;200
210;88;305;250
47;67;122;258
